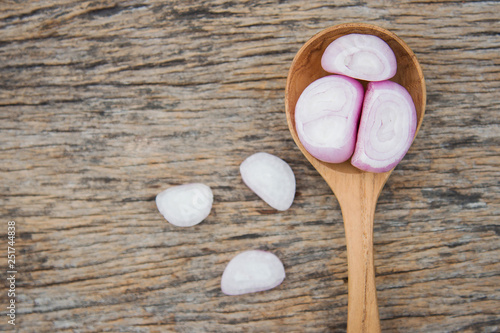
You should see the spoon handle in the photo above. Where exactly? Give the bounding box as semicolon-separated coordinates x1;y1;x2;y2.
328;173;383;333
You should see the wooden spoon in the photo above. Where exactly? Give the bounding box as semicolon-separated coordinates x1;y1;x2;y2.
285;23;426;332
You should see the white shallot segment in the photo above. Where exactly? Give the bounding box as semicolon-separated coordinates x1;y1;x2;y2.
351;80;417;173
240;152;295;211
295;75;364;163
155;183;213;227
221;250;286;296
321;33;397;82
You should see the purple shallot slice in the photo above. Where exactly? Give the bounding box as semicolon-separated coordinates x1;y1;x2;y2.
351;80;417;173
321;33;397;82
156;183;213;227
240;152;295;211
295;75;364;163
221;250;286;295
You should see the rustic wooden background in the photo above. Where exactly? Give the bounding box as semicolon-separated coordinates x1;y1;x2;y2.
1;0;499;332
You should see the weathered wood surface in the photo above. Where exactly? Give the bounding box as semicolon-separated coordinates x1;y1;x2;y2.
0;1;499;332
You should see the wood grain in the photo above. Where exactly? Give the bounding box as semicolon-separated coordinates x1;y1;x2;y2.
1;1;499;332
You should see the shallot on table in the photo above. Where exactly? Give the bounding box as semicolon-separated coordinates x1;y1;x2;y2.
351;80;417;173
294;75;364;163
221;250;286;295
240;152;295;211
321;33;397;82
156;183;213;227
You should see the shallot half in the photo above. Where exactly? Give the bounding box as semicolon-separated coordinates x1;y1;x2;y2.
295;75;364;163
221;250;286;295
156;183;213;227
321;33;397;82
351;80;417;173
240;152;295;211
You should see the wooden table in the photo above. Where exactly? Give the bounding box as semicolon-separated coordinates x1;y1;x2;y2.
1;1;499;332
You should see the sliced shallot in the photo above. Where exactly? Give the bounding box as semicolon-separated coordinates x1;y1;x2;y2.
295;75;364;163
351;80;417;173
321;33;397;82
221;250;286;295
156;183;213;227
240;152;295;211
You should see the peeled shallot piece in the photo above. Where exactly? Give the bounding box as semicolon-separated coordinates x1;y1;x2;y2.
240;152;295;211
321;33;397;82
295;75;364;163
221;250;286;295
156;183;213;227
351;80;417;173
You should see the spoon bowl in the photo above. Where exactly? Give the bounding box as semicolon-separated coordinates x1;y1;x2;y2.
285;23;426;332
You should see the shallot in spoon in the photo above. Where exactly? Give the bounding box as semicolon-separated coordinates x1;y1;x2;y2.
285;23;426;332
